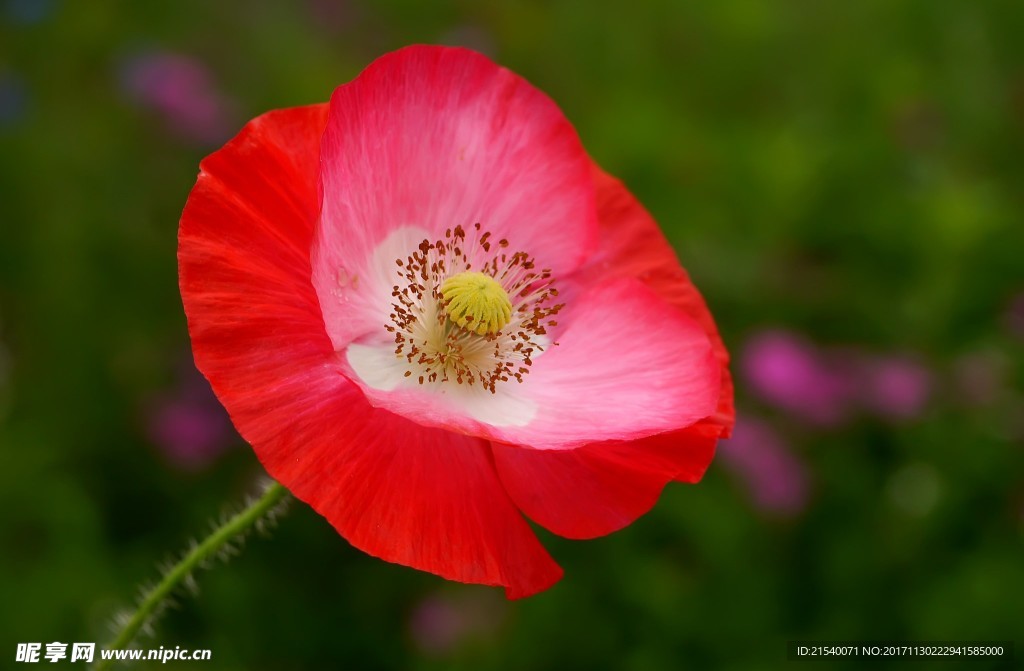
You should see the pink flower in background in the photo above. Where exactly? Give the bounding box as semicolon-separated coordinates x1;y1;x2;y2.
409;589;507;655
718;416;810;516
146;359;236;470
119;50;235;145
858;354;932;421
742;329;854;426
742;329;935;425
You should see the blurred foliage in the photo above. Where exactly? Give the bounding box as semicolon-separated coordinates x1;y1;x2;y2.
1;0;1022;669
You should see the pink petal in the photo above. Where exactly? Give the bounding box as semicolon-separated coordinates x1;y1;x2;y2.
179;104;561;598
858;354;932;421
741;329;854;426
719;417;810;516
312;45;599;350
492;429;717;539
509;277;720;447
579;166;735;441
344;277;720;450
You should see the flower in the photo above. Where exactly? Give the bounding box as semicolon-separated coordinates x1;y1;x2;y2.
409;588;507;655
179;46;733;597
718;416;809;516
742;329;854;426
857;353;932;422
119;50;235;145
743;330;935;426
145;356;237;471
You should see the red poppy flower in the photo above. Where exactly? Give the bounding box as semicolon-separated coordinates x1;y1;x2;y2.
179;45;734;598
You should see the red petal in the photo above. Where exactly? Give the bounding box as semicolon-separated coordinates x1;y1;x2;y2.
281;397;563;598
493;429;716;540
179;104;560;597
179;104;333;394
581;165;735;442
491;164;733;536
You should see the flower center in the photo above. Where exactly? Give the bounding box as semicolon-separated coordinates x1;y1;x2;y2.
440;271;512;335
386;224;562;393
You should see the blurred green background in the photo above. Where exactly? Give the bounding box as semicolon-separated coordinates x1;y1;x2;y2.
2;0;1022;669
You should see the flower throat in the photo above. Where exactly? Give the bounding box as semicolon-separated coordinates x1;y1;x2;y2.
386;224;563;393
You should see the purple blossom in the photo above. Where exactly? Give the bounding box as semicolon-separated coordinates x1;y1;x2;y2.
718;416;810;516
118;50;235;145
409;589;507;655
742;328;936;425
741;329;854;426
857;354;932;421
145;358;235;470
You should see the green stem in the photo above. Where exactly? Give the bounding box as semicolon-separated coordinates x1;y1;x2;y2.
94;481;289;670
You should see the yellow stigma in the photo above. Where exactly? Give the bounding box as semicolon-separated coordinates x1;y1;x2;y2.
440;271;513;335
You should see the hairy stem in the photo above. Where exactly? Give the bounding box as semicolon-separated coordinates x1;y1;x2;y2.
94;481;289;670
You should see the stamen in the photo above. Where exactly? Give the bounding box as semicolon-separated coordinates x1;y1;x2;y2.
440;271;512;335
385;224;563;393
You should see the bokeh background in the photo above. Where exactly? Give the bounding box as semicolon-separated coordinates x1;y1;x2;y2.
2;0;1022;669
